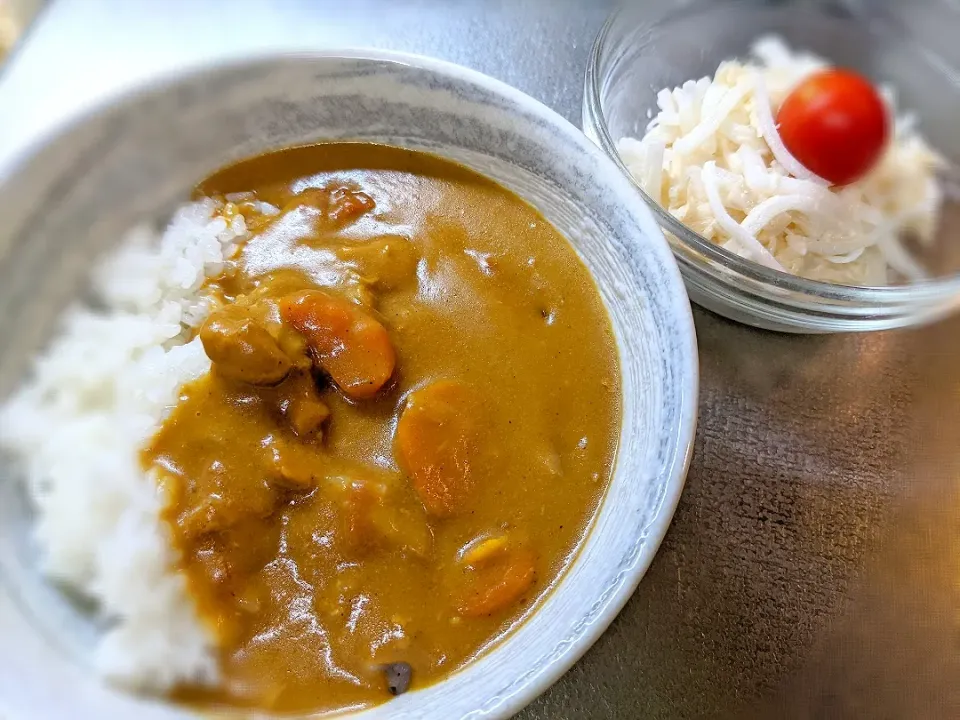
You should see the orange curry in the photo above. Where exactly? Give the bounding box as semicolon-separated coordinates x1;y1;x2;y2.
143;143;620;713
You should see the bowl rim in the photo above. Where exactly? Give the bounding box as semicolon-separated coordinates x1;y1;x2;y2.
0;47;700;719
583;2;960;304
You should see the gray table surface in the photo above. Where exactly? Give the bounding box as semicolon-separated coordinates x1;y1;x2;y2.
3;1;959;718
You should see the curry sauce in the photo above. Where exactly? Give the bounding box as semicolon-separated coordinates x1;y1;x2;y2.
143;143;620;713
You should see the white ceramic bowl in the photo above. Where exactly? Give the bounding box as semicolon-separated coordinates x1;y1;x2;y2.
0;51;698;719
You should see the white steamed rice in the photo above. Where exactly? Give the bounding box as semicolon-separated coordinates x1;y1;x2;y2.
0;199;250;690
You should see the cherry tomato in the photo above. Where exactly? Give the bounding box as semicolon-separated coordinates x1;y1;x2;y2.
776;68;889;186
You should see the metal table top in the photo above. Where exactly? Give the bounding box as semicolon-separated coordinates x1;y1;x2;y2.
2;1;957;717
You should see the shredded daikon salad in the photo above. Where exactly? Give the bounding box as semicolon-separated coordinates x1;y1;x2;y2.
618;36;944;285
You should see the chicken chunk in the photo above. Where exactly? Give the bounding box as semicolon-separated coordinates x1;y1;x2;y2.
200;304;293;385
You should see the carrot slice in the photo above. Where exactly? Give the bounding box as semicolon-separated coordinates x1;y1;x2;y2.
395;381;479;517
459;549;537;617
279;290;395;400
458;534;508;568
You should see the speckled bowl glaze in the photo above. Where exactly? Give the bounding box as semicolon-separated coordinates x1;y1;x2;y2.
0;51;698;719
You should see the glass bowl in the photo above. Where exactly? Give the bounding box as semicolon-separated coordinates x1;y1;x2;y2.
583;0;960;333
